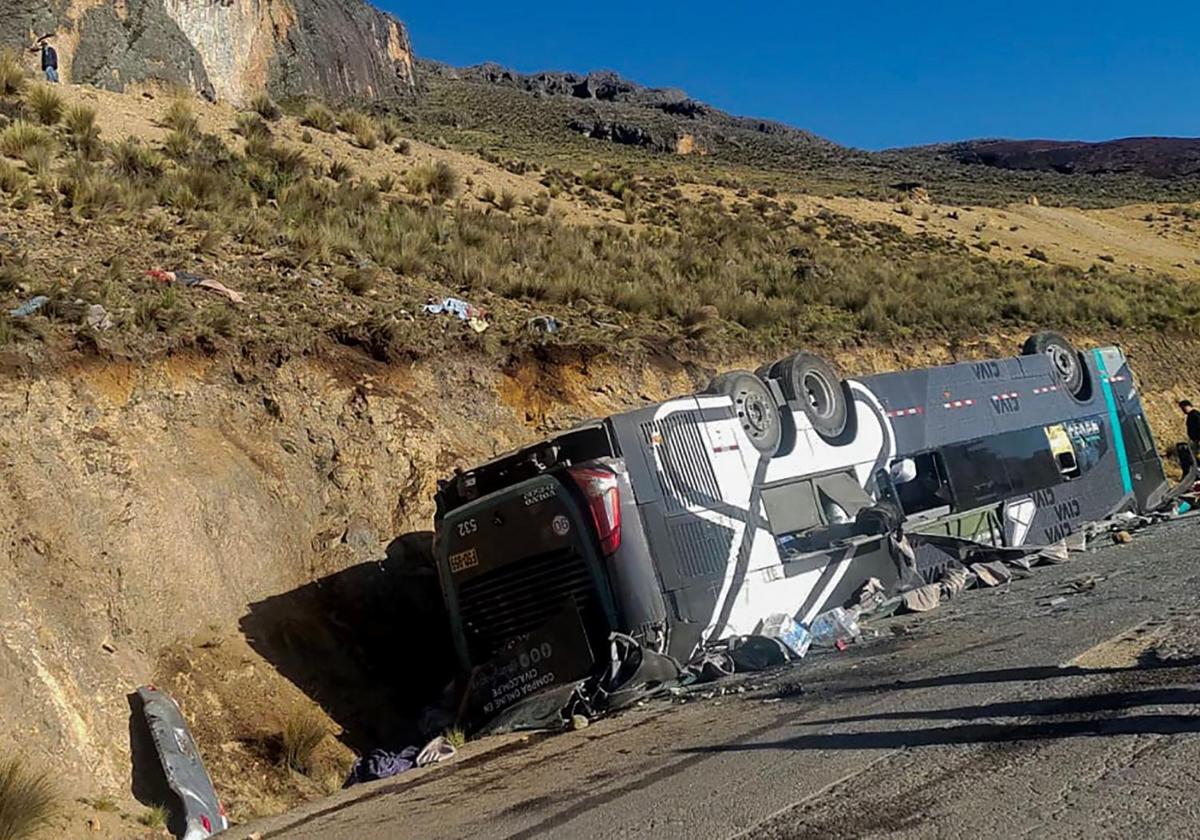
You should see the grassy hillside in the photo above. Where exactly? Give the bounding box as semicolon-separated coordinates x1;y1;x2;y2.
1;54;1200;371
395;68;1200;208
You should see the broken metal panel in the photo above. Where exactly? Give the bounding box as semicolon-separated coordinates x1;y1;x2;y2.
135;686;227;840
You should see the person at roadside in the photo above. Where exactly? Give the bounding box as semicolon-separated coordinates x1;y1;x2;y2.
1179;400;1200;457
40;40;58;83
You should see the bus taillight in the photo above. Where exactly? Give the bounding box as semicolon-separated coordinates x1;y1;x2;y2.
568;465;622;555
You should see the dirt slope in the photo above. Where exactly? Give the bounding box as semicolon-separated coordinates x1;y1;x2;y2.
2;328;1197;836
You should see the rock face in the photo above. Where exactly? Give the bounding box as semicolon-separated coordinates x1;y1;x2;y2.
951;137;1200;180
421;60;836;160
0;0;415;103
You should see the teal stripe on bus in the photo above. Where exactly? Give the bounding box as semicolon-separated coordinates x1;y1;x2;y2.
1093;348;1133;496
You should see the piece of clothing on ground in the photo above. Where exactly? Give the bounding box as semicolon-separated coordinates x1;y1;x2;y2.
343;735;459;787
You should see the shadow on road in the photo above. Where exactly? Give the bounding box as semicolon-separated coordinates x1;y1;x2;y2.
682;712;1200;754
800;686;1200;727
239;531;458;751
834;654;1200;696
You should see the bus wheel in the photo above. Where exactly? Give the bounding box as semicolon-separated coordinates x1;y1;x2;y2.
706;370;782;457
1022;331;1088;399
775;353;849;440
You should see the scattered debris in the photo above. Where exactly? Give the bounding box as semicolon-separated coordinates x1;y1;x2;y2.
423;296;489;332
970;560;1013;587
344;735;458;787
527;315;562;334
852;577;888;615
809;607;861;648
9;295;48;317
1046;596;1069;608
758;613;812;657
416;736;457;767
901;583;943;613
570;714;590;731
1113;530;1133;545
146;268;245;304
134;685;228;838
940;566;973;598
85;303;112;331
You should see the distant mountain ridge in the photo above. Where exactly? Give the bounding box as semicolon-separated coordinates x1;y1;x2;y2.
422;59;1200;182
944;137;1200;179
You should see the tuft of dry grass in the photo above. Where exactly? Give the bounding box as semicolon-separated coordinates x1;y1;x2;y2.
0;159;26;195
63;104;102;160
405;161;460;204
23;85;63;126
281;708;327;775
161;98;198;136
301;102;336;134
234;112;271;141
0;758;60;840
136;804;168;829
111;138;165;180
0;121;52;159
338;110;377;150
250;92;281;121
0;50;25;97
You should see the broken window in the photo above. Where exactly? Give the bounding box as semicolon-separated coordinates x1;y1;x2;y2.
814;471;871;521
895;452;952;516
762;479;822;535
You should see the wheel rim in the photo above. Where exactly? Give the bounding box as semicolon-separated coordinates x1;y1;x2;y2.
1047;345;1080;388
737;390;773;441
803;372;836;420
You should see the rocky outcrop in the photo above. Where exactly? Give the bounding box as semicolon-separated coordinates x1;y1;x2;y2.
950;137;1200;180
0;0;416;103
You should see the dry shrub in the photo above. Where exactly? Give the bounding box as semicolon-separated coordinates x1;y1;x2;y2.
111;137;165;180
0;758;60;840
23;85;63;125
301;102;336;133
161;98;198;135
234;112;271;141
281;708;327;774
0;121;51;159
405;160;459;203
0;50;26;97
250;92;281;121
64;105;101;160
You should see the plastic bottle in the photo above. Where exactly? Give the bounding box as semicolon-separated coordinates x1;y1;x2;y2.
808;607;861;648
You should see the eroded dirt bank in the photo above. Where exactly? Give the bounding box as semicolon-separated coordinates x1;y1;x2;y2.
0;332;1195;832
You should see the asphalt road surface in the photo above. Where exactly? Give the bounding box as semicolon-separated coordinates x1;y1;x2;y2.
235;516;1200;839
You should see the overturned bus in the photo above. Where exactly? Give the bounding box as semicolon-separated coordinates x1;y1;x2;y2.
433;332;1168;725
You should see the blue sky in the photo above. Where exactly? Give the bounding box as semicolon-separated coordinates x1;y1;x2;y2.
387;2;1200;150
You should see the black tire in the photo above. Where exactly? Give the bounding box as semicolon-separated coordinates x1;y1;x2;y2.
774;353;848;440
1021;331;1089;400
706;370;782;457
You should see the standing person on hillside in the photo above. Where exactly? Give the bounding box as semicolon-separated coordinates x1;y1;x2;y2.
40;39;58;83
1180;400;1200;458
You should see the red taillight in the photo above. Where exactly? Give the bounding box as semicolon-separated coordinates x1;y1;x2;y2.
568;466;622;555
200;814;212;833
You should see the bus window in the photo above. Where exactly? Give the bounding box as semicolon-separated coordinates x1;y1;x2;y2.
944;428;1063;508
1045;424;1081;479
895;452;952;516
762;479;822;536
